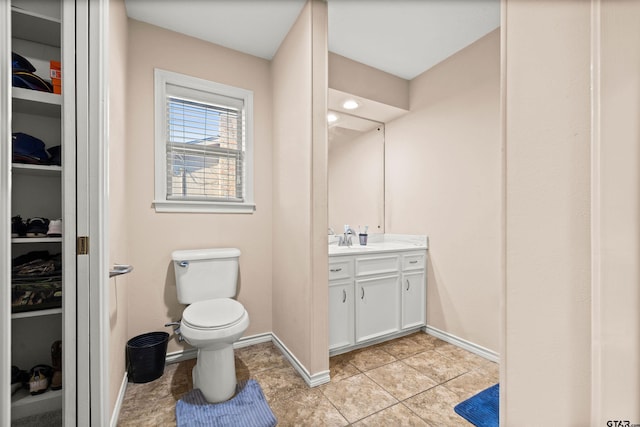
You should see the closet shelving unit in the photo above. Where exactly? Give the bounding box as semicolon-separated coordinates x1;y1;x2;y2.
10;2;64;421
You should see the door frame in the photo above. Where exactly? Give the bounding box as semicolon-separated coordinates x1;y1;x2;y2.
0;1;12;425
76;0;110;425
89;0;110;424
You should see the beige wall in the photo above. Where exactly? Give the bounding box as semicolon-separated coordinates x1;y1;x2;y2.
107;2;640;423
108;0;129;416
125;20;273;353
271;0;329;376
385;29;501;353
594;0;640;422
329;52;409;110
503;2;592;425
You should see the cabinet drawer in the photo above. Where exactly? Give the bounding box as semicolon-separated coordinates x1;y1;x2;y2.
329;258;353;281
402;252;425;271
355;254;399;277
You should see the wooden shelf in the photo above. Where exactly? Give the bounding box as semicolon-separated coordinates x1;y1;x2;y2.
11;7;60;48
11;237;62;243
12;163;62;176
11;388;62;421
12;308;62;319
12;87;62;117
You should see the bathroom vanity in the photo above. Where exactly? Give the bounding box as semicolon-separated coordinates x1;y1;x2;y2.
328;235;428;355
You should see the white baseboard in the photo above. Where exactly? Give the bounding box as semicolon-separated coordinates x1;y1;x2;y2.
164;331;330;387
164;332;273;364
110;372;128;427
271;333;330;388
424;325;500;363
165;347;197;364
234;332;272;349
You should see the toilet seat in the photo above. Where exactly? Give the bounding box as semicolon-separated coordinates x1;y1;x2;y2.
182;298;246;330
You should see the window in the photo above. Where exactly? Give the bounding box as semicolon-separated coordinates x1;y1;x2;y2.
153;69;254;213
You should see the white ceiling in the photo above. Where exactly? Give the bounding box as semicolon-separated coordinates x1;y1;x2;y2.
328;0;500;79
125;0;500;80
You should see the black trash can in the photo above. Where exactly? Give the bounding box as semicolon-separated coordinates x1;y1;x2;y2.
126;332;169;383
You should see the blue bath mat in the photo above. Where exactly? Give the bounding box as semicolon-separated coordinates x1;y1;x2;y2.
176;380;277;427
454;383;499;427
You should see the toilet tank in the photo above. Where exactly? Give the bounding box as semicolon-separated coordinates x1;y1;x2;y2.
172;248;241;304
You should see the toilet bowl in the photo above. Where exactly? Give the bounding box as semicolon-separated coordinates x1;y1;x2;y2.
171;248;249;403
180;298;249;402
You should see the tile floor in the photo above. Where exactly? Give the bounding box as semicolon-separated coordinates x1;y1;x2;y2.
117;332;498;426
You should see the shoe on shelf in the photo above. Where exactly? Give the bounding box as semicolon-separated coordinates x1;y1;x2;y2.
51;340;62;390
28;365;53;395
26;218;49;237
11;365;27;395
47;219;62;237
11;365;29;384
11;365;21;384
11;215;27;237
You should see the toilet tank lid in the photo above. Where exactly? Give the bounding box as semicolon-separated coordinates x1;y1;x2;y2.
172;248;241;261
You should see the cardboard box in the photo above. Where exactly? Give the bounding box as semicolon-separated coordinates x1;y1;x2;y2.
50;60;61;94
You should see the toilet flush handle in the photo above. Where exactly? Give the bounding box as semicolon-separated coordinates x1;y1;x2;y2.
179;261;189;268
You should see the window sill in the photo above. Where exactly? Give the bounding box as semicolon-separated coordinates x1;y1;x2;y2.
153;200;256;214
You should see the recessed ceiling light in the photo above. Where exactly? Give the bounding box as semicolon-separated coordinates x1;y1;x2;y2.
327;112;338;123
342;99;359;110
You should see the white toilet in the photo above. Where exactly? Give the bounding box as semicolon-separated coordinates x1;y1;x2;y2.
171;248;249;403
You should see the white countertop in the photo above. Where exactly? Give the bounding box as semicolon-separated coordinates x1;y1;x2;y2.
328;233;428;256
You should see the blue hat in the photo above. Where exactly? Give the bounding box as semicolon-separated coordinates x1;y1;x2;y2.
12;52;53;93
12;132;50;164
12;72;53;93
12;52;36;73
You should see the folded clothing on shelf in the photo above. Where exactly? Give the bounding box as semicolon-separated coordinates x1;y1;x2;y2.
11;251;62;313
11;279;62;313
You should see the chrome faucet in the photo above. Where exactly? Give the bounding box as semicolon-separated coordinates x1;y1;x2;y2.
338;227;356;247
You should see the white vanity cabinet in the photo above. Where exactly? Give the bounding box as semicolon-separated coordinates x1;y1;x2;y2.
355;253;401;343
328;258;354;351
328;247;427;354
401;252;426;329
328;280;354;350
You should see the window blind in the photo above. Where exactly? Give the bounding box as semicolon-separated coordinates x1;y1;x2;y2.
166;96;244;202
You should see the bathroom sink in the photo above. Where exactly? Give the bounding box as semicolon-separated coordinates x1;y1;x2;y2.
328;244;382;254
328;240;427;255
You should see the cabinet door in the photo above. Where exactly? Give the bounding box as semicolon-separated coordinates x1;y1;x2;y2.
329;281;354;351
356;274;400;343
402;271;426;329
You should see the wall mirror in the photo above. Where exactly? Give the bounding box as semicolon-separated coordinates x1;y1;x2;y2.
328;107;384;234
